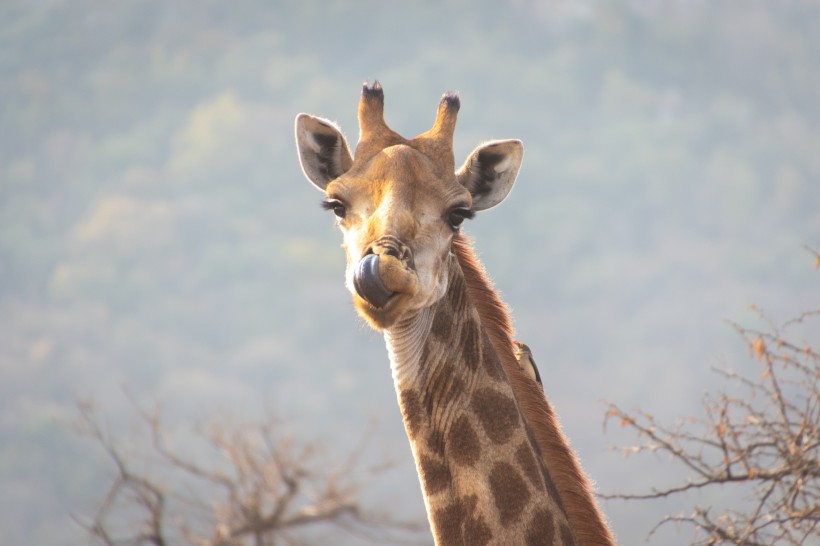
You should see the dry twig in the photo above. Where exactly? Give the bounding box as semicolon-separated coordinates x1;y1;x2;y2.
604;305;820;545
74;398;426;546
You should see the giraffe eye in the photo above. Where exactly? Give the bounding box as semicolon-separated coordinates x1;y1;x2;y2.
321;199;347;219
447;207;475;230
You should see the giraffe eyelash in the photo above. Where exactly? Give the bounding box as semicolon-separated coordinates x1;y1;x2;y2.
447;207;475;230
321;199;347;219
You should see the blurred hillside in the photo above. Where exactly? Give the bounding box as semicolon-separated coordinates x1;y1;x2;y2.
1;1;818;544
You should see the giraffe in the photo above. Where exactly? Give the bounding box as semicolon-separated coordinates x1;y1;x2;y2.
295;82;616;546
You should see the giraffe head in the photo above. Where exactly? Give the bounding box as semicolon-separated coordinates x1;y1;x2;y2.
295;82;523;330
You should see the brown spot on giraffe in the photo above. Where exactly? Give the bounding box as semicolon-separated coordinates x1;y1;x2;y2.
472;388;519;445
464;515;493;546
432;494;492;546
431;498;463;544
460;319;481;372
400;389;423;439
426;429;446;457
481;333;506;381
517;441;542;489
447;415;480;467
430;292;457;343
489;461;531;527
431;299;454;339
526;508;557;546
419;454;451;495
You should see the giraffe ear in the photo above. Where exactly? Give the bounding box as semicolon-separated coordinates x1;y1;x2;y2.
295;114;354;190
456;140;523;211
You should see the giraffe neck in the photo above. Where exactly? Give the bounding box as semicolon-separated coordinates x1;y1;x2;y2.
385;257;576;546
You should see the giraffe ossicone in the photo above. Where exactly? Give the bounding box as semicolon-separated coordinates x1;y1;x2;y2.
295;82;616;546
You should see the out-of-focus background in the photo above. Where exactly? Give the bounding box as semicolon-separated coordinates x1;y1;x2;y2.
2;1;818;544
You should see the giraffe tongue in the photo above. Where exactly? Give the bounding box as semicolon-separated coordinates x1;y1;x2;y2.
353;254;394;309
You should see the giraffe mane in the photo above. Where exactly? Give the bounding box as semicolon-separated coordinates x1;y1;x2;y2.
451;233;615;546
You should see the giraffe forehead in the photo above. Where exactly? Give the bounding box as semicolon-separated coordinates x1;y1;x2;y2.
373;143;450;180
341;144;467;209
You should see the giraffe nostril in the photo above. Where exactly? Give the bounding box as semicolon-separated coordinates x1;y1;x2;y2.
368;236;413;268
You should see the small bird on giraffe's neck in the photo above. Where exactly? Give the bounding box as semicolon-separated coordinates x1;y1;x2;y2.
513;340;542;387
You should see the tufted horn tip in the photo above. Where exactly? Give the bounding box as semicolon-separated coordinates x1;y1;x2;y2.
441;91;460;112
362;80;384;101
428;91;459;138
359;80;388;139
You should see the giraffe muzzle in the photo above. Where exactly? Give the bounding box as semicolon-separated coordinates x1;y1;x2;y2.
353;239;416;309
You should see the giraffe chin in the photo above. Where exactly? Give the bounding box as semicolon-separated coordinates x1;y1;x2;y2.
352;293;413;331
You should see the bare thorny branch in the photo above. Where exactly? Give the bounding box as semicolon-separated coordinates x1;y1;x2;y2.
73;398;427;546
603;302;820;545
